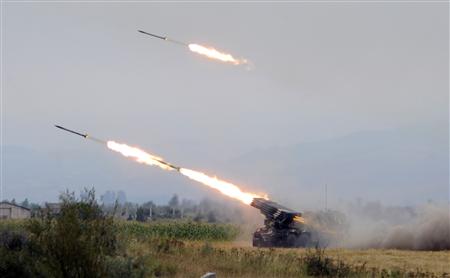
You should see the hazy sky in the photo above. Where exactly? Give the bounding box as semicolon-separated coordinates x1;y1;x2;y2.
3;3;448;206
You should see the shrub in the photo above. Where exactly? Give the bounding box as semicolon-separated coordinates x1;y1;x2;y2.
0;230;36;278
25;189;117;277
0;189;148;278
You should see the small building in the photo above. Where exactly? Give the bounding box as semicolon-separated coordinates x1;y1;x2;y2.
45;203;62;216
0;201;31;219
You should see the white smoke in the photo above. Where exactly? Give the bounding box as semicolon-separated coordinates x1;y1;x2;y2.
338;201;450;250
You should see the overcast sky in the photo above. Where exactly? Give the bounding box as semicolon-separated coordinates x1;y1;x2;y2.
2;3;448;206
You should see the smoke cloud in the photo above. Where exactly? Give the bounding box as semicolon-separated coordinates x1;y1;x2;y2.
338;201;450;251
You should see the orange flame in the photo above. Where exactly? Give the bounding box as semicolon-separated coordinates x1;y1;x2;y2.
179;168;263;205
106;141;265;205
188;43;247;65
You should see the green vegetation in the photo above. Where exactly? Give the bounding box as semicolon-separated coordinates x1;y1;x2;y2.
1;190;448;277
0;189;142;277
117;220;238;241
0;190;239;278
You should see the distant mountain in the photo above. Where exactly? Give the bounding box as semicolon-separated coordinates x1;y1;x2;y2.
225;126;448;208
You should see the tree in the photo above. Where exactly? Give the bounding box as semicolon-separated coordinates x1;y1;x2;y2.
101;191;116;206
136;207;146;222
117;191;127;205
168;194;180;218
207;211;217;223
142;201;155;208
168;194;179;208
21;198;29;208
29;203;41;217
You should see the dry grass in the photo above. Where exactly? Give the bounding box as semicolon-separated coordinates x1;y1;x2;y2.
127;239;450;277
214;243;450;276
321;248;450;276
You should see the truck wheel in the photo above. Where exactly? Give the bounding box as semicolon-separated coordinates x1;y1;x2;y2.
253;233;263;247
297;232;311;247
286;234;299;248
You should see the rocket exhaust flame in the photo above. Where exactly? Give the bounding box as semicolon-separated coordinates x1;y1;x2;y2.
107;142;263;204
105;141;264;204
179;168;262;205
188;44;247;65
138;30;249;66
55;125;264;205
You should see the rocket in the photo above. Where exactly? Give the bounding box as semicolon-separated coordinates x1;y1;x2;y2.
55;125;88;138
54;125;180;171
153;159;181;172
137;29;248;66
55;124;105;144
137;30;187;46
138;30;167;41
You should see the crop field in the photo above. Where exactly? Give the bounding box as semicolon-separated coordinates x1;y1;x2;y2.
117;220;239;241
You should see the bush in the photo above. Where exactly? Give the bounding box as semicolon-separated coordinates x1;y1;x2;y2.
0;189;148;278
0;230;36;278
24;189;117;277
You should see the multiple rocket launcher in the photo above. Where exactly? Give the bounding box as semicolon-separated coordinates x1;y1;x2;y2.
55;125;313;247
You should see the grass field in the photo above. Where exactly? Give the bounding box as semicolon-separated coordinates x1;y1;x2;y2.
1;219;449;277
217;243;450;277
126;238;450;277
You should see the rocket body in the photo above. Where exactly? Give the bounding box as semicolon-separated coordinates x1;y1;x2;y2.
138;30;167;41
138;30;187;46
55;125;87;138
54;125;179;171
